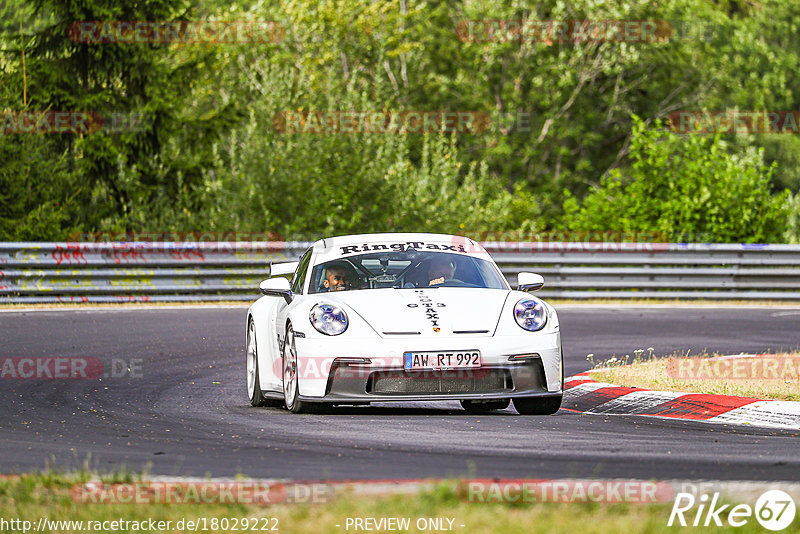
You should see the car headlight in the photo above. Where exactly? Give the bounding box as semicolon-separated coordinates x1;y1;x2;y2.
514;298;547;332
309;303;349;335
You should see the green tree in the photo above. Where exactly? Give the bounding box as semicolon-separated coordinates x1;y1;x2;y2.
563;117;790;243
1;0;232;237
2;0;798;242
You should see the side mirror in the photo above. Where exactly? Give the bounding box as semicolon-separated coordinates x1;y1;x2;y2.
517;272;544;292
269;261;299;277
260;278;293;304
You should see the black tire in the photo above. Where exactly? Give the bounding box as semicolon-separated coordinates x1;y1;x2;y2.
513;395;562;415
460;399;510;414
247;318;269;407
283;325;322;414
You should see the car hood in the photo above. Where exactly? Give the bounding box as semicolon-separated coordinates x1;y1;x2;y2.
318;288;510;337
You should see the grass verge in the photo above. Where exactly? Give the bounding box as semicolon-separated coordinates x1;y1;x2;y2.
590;351;800;401
0;473;786;534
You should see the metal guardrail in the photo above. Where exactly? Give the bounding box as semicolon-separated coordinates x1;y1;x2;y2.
1;242;799;303
0;242;306;304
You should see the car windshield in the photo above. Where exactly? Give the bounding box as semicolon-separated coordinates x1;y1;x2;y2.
309;250;508;293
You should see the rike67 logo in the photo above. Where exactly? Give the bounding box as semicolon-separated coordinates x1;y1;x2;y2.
669;490;796;531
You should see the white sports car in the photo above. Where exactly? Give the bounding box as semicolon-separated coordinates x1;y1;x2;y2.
246;233;563;414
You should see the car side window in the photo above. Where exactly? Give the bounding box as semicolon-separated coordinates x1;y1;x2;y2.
290;250;313;294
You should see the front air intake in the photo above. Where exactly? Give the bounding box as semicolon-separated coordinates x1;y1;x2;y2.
367;368;511;395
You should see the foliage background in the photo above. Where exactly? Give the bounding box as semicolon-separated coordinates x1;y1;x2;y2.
1;0;798;242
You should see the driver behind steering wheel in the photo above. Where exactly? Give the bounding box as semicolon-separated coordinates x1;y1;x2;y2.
321;261;356;292
426;255;457;286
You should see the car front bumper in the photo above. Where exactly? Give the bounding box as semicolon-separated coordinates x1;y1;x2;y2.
293;331;562;401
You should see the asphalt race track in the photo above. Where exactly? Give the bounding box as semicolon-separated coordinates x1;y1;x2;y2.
1;305;799;481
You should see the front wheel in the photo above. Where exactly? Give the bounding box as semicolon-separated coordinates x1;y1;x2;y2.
460;399;510;414
513;395;562;415
282;325;322;414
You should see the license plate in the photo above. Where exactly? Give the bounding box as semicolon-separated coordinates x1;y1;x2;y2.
403;351;481;370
